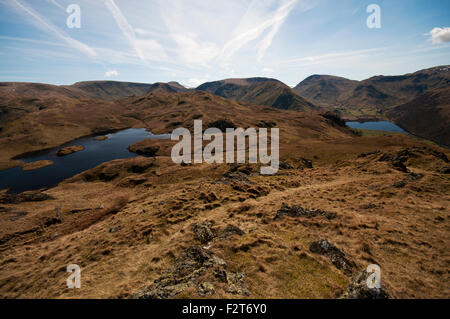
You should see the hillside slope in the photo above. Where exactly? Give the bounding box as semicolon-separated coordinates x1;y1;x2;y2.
196;78;317;111
387;87;450;147
294;66;450;118
294;75;359;107
147;82;188;94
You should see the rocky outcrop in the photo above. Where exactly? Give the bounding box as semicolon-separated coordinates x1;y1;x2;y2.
378;147;449;173
393;173;424;188
133;245;249;299
192;221;245;244
309;239;354;275
340;269;390;299
275;203;338;220
192;221;216;244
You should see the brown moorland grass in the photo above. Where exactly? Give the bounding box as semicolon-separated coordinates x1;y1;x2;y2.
0;91;448;299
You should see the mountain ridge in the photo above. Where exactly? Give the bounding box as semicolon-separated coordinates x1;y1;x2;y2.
294;65;450;118
196;77;318;111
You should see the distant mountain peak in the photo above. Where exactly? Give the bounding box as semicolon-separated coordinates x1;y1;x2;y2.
196;77;317;111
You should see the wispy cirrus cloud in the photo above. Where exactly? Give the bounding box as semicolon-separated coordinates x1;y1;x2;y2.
281;47;387;67
7;0;97;58
221;0;310;63
104;0;167;63
46;0;64;10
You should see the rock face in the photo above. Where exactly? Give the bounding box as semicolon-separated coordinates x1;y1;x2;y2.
275;203;338;220
309;239;354;275
341;270;390;299
55;145;84;157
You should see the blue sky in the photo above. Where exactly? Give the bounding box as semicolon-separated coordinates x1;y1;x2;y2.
0;0;449;87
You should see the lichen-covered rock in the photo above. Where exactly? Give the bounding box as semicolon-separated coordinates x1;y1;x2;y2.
309;239;354;274
226;272;250;296
133;245;251;299
341;270;390;299
133;246;225;299
192;221;216;244
198;282;215;296
275;203;338;220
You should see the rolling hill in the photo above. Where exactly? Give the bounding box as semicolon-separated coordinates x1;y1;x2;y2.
0;81;188;102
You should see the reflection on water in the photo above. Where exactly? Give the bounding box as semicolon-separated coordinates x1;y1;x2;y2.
0;128;170;194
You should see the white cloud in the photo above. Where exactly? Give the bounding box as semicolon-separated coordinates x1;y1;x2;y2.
186;78;208;88
172;34;220;66
8;0;97;58
262;67;275;73
429;27;450;44
104;70;118;78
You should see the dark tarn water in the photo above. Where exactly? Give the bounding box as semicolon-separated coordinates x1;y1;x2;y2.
346;121;406;133
0;128;170;194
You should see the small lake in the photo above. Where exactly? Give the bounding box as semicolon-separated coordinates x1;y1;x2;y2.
0;128;170;194
346;121;406;133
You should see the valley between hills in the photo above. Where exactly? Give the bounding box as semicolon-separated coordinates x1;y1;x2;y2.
0;66;449;299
